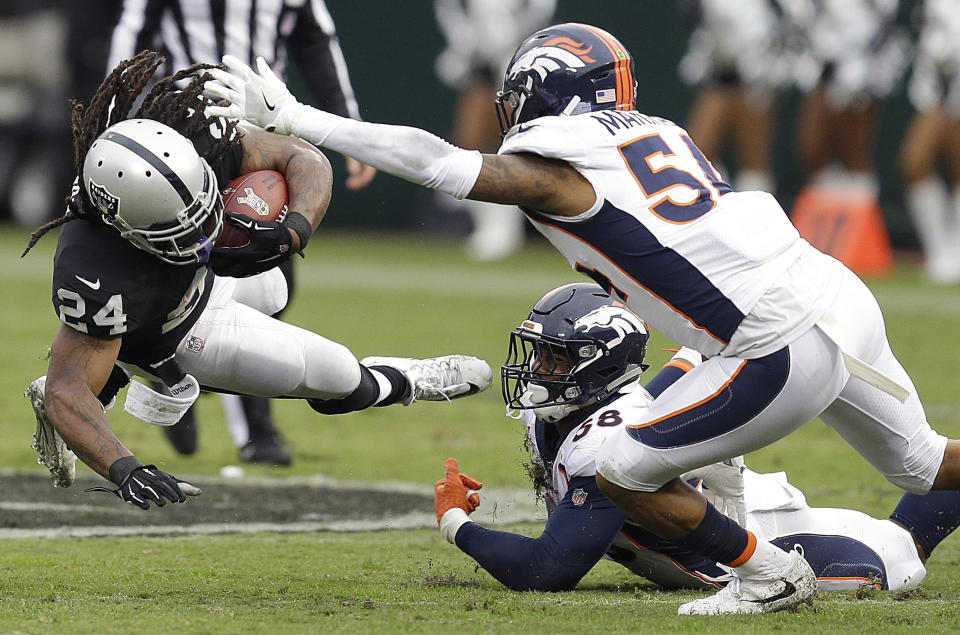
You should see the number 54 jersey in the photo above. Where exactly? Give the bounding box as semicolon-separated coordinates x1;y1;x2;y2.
498;111;844;359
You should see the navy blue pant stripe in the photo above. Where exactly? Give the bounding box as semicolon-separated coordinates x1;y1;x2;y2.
529;201;745;343
627;347;790;448
771;534;887;589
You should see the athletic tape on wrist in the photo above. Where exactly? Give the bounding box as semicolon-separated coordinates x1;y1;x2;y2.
123;374;201;425
284;211;313;252
439;507;473;544
108;456;144;486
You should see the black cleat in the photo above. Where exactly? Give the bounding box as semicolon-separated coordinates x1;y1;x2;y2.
239;434;292;466
163;407;198;455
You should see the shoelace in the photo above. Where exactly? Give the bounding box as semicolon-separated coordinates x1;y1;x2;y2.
415;360;463;403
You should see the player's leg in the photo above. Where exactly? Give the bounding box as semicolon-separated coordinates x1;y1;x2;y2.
798;86;835;177
684;85;735;162
732;88;777;194
816;267;955;493
755;505;927;592
900;109;951;280
454;77;525;261
176;280;490;408
890;489;960;563
229;263;293;465
597;328;847;614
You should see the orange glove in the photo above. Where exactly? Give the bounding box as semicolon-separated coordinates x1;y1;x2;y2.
434;458;483;525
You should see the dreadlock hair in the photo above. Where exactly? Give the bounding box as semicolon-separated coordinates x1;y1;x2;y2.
22;50;239;257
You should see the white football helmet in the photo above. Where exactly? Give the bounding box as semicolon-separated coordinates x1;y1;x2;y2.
82;119;223;265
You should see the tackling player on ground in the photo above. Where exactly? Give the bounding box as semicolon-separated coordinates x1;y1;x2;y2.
433;283;954;594
207;22;960;615
23;51;492;510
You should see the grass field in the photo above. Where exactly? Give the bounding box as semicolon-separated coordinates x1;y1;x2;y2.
3;223;960;633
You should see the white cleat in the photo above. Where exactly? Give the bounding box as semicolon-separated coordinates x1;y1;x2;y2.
360;355;492;405
678;548;817;615
26;376;77;488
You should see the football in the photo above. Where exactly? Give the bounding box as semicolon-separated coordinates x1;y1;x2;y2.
210;170;288;247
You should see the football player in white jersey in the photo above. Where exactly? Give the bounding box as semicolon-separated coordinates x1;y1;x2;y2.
434;283;944;594
207;22;960;615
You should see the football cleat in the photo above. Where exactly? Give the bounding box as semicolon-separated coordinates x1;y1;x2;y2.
26;376;77;488
361;355;492;405
677;547;817;615
239;434;292;466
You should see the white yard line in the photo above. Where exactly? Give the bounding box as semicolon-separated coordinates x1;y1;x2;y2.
0;471;545;540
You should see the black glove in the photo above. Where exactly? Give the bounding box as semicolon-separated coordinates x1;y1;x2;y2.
211;212;294;278
85;457;200;510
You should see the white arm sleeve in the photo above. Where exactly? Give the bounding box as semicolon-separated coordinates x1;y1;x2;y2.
289;105;483;199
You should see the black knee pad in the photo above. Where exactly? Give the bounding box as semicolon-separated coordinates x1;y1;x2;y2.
308;365;379;414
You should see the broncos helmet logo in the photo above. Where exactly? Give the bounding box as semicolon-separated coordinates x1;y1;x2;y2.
507;37;597;83
573;305;647;347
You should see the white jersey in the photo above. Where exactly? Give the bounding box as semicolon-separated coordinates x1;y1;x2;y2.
522;384;653;508
523;386;926;592
499;112;843;358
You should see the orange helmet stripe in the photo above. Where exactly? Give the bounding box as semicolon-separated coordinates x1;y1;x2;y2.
578;23;634;111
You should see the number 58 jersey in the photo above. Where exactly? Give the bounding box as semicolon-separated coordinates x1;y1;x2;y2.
499;111;842;359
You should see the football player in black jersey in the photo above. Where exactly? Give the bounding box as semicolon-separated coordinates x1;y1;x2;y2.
23;51;492;510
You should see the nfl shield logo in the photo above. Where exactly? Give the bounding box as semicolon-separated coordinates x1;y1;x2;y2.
571;488;588;506
186;336;204;353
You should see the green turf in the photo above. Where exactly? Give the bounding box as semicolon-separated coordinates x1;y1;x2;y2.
4;223;960;632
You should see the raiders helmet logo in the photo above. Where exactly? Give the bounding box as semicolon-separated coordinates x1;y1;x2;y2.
237;188;271;216
86;179;120;219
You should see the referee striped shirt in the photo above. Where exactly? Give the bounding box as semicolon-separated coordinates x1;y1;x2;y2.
107;0;360;118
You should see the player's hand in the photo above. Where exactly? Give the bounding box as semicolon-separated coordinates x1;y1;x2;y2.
85;465;201;510
687;456;747;527
206;55;302;134
345;157;377;190
211;212;294;277
434;458;483;525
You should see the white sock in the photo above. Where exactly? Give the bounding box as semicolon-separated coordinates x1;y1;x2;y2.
369;368;397;405
950;185;960;245
735;539;792;580
734;169;774;194
847;171;878;196
907;177;949;265
220;393;249;447
465;199;525;261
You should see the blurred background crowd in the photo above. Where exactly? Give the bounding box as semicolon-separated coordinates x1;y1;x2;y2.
2;0;957;280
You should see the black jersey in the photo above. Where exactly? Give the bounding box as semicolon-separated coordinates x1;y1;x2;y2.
51;116;243;372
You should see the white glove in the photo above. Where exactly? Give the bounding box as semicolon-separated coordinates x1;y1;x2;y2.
682;456;747;527
206;55;303;134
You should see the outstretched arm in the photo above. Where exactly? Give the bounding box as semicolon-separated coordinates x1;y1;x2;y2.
44;324;127;479
435;459;625;591
43;325;198;508
455;476;626;591
207;57;595;216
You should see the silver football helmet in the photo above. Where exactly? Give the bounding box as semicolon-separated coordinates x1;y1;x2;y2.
82;119;223;265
